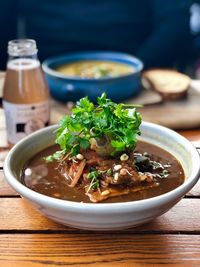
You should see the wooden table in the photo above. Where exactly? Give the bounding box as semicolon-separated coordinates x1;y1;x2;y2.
0;113;200;266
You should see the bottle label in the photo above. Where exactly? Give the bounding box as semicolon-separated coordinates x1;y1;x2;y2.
3;100;50;144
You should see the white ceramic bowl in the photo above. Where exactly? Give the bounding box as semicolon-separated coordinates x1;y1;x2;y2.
4;122;200;231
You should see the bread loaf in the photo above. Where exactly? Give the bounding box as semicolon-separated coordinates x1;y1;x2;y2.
142;69;190;100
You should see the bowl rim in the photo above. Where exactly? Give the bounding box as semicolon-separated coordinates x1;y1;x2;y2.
42;51;144;82
3;122;200;212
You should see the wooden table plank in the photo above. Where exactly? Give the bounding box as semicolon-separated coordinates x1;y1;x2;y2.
0;198;200;233
0;148;9;168
0;170;18;196
0;234;200;267
187;178;200;196
179;129;200;141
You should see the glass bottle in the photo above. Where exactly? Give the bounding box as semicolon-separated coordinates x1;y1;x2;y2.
3;39;50;144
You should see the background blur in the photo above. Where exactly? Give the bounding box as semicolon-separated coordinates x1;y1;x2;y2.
0;0;200;77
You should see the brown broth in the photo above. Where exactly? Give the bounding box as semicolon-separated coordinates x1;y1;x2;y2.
21;141;185;203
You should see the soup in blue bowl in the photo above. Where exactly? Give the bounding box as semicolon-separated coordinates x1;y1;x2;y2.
42;51;143;102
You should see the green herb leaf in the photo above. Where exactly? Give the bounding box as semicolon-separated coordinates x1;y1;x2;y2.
48;93;142;159
87;170;100;180
87;169;101;190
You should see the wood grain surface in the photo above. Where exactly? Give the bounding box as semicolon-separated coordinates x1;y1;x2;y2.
0;234;200;267
0;198;200;233
0;170;18;196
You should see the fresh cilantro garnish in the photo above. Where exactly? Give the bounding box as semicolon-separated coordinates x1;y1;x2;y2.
45;93;142;161
87;170;100;180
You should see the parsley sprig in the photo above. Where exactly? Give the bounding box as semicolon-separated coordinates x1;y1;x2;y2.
46;93;142;162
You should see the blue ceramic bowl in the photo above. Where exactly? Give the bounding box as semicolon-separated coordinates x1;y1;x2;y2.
42;51;143;102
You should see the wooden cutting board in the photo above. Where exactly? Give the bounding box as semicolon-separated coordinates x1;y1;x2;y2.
126;80;200;129
1;72;200;130
50;81;200;130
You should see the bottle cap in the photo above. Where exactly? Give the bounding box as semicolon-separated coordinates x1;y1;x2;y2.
8;39;38;56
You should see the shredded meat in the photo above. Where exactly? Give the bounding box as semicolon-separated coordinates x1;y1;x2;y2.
68;160;86;187
57;149;165;203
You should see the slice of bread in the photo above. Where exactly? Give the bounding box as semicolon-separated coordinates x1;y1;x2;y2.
142;69;191;100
